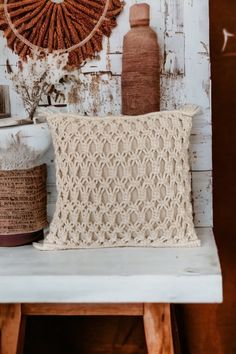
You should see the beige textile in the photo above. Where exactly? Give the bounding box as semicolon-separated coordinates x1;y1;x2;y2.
34;111;200;250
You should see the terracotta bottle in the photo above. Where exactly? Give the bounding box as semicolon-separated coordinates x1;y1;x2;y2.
122;3;160;115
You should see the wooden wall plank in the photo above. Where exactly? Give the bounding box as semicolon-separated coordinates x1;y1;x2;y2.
0;85;11;117
192;171;213;227
189;134;212;171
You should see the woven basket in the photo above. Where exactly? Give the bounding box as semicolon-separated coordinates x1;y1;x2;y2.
0;164;48;241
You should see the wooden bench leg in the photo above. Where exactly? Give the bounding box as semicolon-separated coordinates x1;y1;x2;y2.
0;303;175;354
0;304;25;354
143;303;174;354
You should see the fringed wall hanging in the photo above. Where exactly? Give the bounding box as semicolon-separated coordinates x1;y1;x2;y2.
0;0;124;67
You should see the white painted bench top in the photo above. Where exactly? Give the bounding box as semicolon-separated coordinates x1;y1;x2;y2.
0;228;222;304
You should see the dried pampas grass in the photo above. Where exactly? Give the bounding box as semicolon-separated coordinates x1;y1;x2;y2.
0;132;42;170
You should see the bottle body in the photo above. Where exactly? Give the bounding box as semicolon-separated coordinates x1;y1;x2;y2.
122;5;160;115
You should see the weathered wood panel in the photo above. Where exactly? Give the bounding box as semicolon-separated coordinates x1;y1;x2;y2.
0;85;10;117
0;0;212;226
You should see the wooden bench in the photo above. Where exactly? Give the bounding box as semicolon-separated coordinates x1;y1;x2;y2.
0;228;222;353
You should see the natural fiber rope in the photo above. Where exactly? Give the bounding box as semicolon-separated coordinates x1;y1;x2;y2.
3;0;110;54
0;164;48;235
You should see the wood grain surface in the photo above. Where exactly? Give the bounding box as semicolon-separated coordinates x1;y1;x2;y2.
22;304;144;316
143;304;174;354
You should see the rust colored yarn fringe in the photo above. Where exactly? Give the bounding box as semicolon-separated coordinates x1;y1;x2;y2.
0;164;48;235
0;0;124;67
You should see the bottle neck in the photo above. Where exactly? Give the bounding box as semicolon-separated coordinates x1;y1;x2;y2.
130;25;149;30
130;18;150;27
130;23;149;28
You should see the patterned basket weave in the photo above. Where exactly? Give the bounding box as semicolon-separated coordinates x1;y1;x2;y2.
0;164;48;235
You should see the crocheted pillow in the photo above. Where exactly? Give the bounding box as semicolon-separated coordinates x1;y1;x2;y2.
35;111;200;250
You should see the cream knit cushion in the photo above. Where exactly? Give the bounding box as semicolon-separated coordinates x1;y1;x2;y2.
34;110;200;250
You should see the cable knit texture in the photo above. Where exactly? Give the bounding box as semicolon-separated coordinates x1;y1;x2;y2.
34;111;200;250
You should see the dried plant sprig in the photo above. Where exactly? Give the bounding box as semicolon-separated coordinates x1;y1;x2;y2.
0;132;42;169
6;52;68;120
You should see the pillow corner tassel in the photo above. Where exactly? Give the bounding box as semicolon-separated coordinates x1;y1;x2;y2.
180;104;202;117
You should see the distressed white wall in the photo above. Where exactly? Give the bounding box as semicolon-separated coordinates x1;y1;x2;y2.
0;0;212;227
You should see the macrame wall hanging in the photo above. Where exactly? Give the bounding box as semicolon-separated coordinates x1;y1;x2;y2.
0;0;124;67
